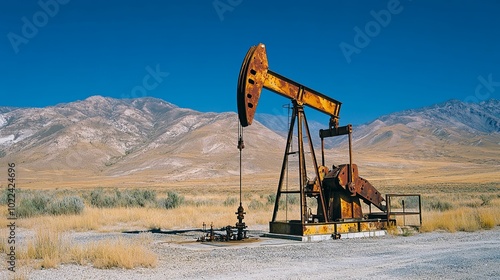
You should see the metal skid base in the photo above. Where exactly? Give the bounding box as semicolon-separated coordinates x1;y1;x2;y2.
269;219;391;238
264;230;387;242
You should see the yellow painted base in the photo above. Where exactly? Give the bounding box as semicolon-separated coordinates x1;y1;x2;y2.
270;219;389;236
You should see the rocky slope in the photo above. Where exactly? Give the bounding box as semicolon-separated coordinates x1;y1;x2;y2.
256;99;499;184
257;99;499;157
0;97;498;187
0;96;285;186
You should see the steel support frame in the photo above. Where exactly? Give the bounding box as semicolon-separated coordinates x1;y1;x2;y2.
271;101;328;226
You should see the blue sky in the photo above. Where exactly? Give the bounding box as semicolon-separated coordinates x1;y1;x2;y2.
1;0;499;125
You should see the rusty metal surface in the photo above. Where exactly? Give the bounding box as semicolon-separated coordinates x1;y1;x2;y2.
323;164;386;212
323;186;363;220
356;177;385;210
270;220;388;236
263;70;342;119
306;165;327;194
263;70;299;101
237;43;341;127
237;43;268;127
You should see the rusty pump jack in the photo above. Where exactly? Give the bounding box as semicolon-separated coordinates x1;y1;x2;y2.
237;43;389;236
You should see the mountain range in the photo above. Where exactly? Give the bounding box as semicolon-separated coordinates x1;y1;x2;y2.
0;96;498;188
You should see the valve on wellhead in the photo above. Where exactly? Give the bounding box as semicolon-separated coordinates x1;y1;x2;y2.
235;204;247;240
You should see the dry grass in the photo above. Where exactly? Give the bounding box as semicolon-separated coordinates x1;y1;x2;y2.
7;183;500;246
18;228;65;269
14;190;500;234
16;227;157;270
17;198;277;232
421;206;500;232
18;209;101;232
17;201;299;232
70;236;157;269
0;228;7;254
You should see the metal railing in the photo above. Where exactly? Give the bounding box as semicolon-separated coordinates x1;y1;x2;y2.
385;194;422;227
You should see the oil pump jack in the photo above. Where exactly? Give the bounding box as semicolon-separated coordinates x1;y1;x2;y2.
237;43;393;236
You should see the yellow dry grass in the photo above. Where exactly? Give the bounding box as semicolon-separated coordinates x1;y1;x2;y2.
12;186;500;235
421;206;500;232
16;227;157;270
69;235;157;269
17;204;274;232
0;228;7;254
18;228;65;269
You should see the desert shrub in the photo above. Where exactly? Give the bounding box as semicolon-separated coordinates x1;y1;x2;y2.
89;188;118;208
465;199;482;208
479;194;492;206
194;200;215;207
17;193;51;218
425;199;453;212
119;189;156;207
132;189;156;207
89;188;157;208
223;197;237;207
158;191;184;209
48;196;85;215
14;191;86;218
267;194;276;205
184;199;215;207
267;193;300;209
142;189;157;201
287;195;299;205
0;188;9;205
248;199;264;210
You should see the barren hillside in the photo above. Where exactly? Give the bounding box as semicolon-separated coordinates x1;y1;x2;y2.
0;97;498;188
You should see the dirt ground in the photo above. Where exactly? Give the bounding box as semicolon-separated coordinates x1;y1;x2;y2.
5;226;499;280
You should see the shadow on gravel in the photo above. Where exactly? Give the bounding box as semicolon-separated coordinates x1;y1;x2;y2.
122;228;204;235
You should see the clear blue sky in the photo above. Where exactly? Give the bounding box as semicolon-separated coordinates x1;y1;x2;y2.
1;0;499;125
